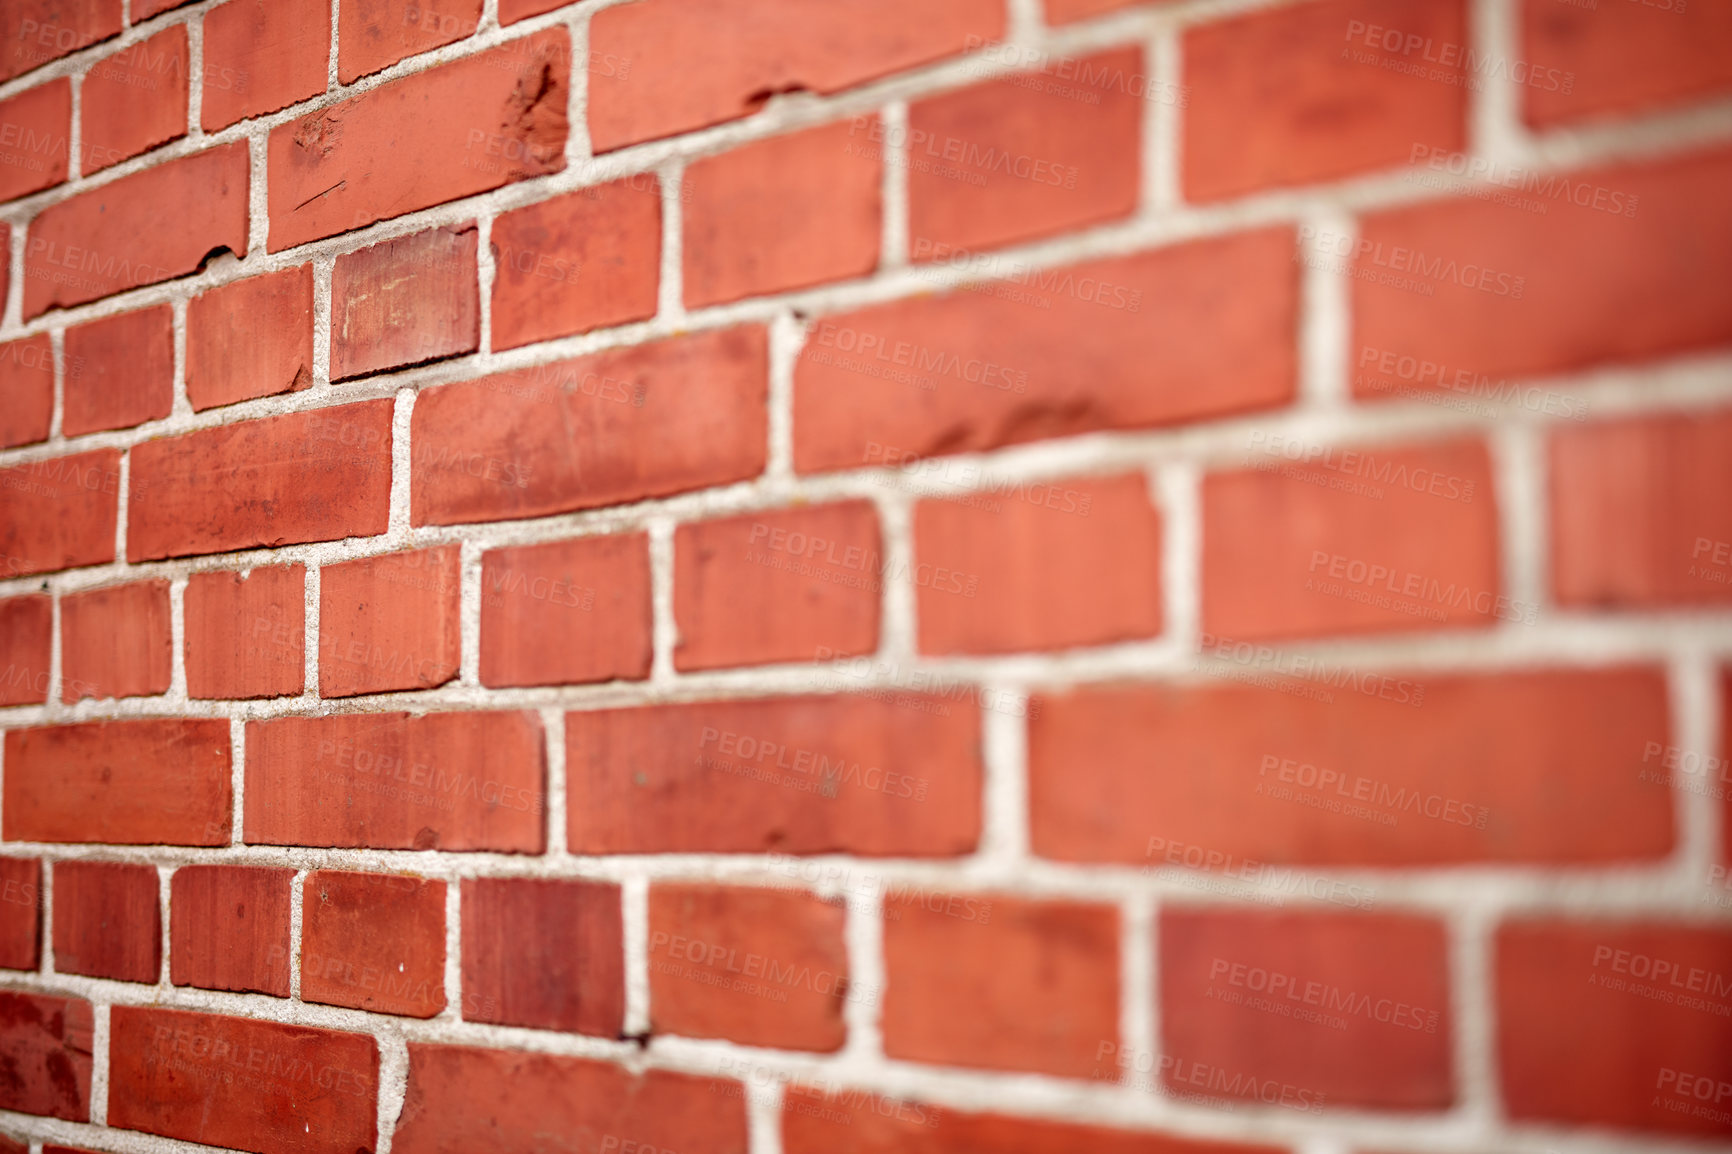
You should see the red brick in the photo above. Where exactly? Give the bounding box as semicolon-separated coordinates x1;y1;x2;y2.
2;719;232;846
331;224;479;380
1185;0;1467;202
498;0;563;23
244;711;544;852
784;1088;1284;1153
0;336;54;448
185;565;306;699
908;47;1141;254
51;860;159;983
794;229;1296;472
916;472;1160;655
393;1044;748;1153
883;893;1115;1077
0;2;120;84
202;0;330;131
341;0;480;82
1353;146;1732;391
0;80;69;200
319;545;461;697
1498;920;1732;1138
169;865;292;996
0;858;42;972
80;25;187;173
589;0;1003;152
127;400;393;561
186;265;315;411
1044;0;1155;23
412;326;767;526
1524;0;1732;128
1031;667;1670;867
0;1137;21;1154
301;870;446;1018
1551;409;1732;609
684;119;880;308
61;304;174;436
107;1007;377;1154
0;991;91;1120
24;143;247;317
649;884;848;1051
567;696;981;856
1203;439;1499;640
60;578;171;703
134;0;195;17
674;502;880;671
1160;908;1453;1110
0;596;51;706
490;176;662;351
0;449;118;576
267;30;568;250
480;533;652;688
461;877;623;1035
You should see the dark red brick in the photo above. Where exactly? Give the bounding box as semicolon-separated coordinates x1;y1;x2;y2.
52;860;159;983
0;449;120;577
461;877;624;1036
331;224;479;381
0;596;51;707
0;991;91;1120
61;304;174;436
169;865;293;996
59;578;172;702
301;871;446;1018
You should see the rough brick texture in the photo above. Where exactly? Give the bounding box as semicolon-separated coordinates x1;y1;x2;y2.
58;578;172;702
331;225;479;380
183;564;307;699
61;305;174;436
185;265;315;411
461;876;624;1035
480;532;652;687
51;860;160;983
79;25;187;173
0;858;42;972
0;81;70;202
301;871;447;1017
0;991;92;1120
169;865;294;996
0;337;54;449
202;0;331;131
318;545;461;697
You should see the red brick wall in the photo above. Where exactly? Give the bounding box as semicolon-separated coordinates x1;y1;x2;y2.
0;0;1728;1150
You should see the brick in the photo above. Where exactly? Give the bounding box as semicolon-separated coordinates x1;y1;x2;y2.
0;336;54;448
127;400;393;561
0;991;91;1120
1498;920;1732;1138
649;884;848;1051
341;0;481;82
267;30;568;250
1523;0;1732;128
684;119;880;308
794;229;1296;472
1551;409;1732;609
0;858;42;972
908;47;1141;254
1044;0;1153;23
1353;146;1732;391
186;264;315;411
60;578;172;703
1031;667;1670;866
0;80;69;200
0;449;119;576
24;143;247;317
0;1137;21;1154
1203;438;1499;640
2;719;232;846
784;1087;1284;1153
674;502;881;671
461;877;624;1035
490;176;662;351
915;472;1160;655
0;2;121;84
51;860;159;983
185;565;306;699
61;304;174;436
1185;0;1467;202
79;25;187;173
107;1007;377;1154
393;1043;748;1153
567;696;981;856
318;545;461;697
1162;908;1451;1110
331;224;479;380
480;533;652;688
301;870;446;1018
244;711;544;852
412;326;767;526
134;0;195;16
0;596;51;706
589;0;1003;152
202;0;330;131
169;865;293;996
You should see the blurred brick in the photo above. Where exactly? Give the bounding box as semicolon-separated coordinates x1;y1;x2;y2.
60;578;171;703
0;336;54;449
0;80;69;200
186;265;315;411
461;877;624;1036
80;25;187;172
319;546;461;697
0;858;42;972
0;449;119;576
61;305;174;436
0;991;91;1120
185;565;306;700
331;224;479;380
203;0;330;131
0;2;120;84
340;0;481;83
685;119;880;307
674;502;881;671
0;595;51;707
169;865;293;996
1523;0;1732;128
52;860;159;983
1044;0;1156;22
480;533;652;688
301;871;446;1018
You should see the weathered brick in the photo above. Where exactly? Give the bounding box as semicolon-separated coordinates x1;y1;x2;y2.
331;224;479;380
0;991;91;1121
51;860;160;983
169;865;293;996
339;0;481;83
480;533;652;688
80;25;187;172
61;304;174;436
0;449;120;577
301;871;446;1018
184;565;306;700
318;546;461;697
0;858;43;972
186;265;315;411
461;877;624;1035
0;595;51;706
0;2;120;84
202;0;331;131
0;80;69;200
59;578;172;702
0;336;54;449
